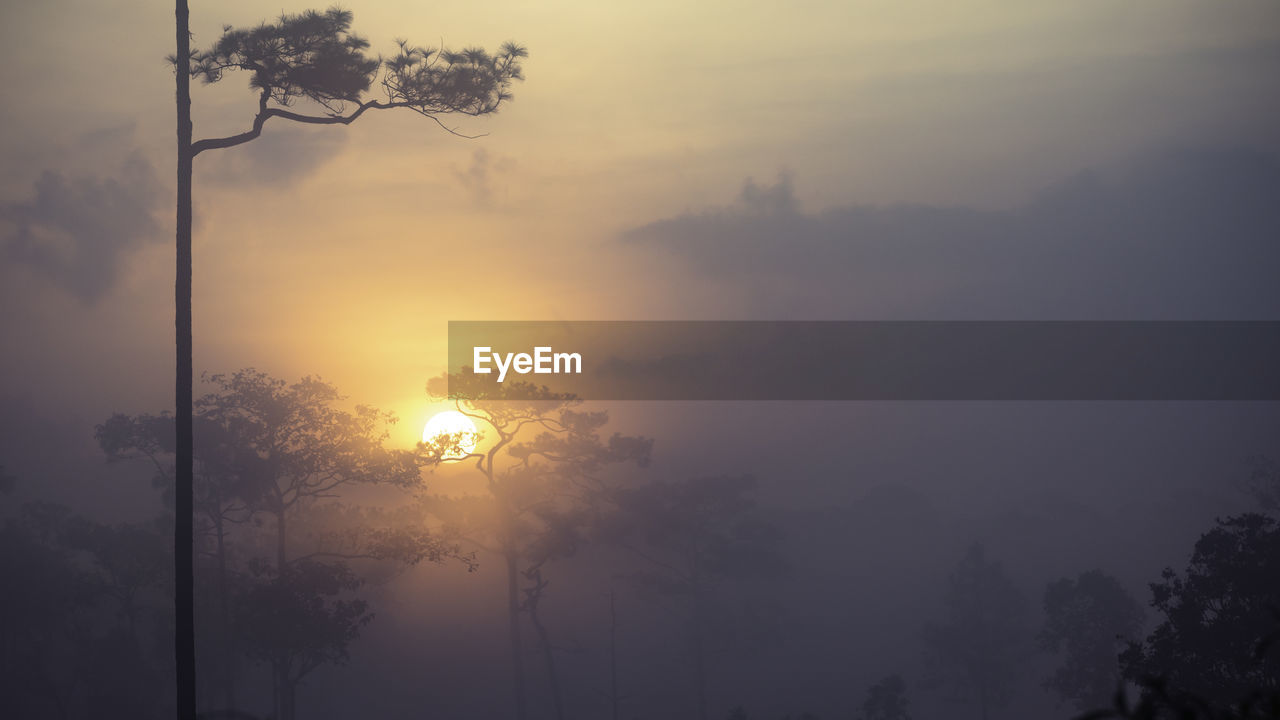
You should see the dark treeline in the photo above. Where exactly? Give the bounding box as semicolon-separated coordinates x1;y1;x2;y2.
1;370;1278;719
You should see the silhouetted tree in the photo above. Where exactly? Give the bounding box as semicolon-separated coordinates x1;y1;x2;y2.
66;514;174;717
1;502;103;717
1120;513;1280;710
236;558;372;720
857;674;912;720
174;4;194;714
1;499;174;719
422;372;651;720
190;370;426;573
923;543;1028;720
1039;570;1144;710
61;515;173;655
99;408;262;710
1077;674;1280;720
608;474;787;720
167;8;526;716
101;368;457;719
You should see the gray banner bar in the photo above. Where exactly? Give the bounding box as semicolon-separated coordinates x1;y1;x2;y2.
446;321;1280;401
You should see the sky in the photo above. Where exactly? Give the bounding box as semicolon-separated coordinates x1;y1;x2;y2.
1;3;1279;716
2;0;1279;447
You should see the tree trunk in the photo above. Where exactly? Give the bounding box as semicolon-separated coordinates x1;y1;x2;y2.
214;509;235;711
275;508;288;572
174;2;196;719
526;574;565;720
505;547;528;720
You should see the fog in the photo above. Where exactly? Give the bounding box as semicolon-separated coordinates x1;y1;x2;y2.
2;1;1279;719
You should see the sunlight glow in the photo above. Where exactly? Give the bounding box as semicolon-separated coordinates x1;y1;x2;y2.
422;410;479;459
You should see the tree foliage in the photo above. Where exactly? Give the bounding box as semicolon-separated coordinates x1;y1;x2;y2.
97;369;456;719
236;558;372;686
423;373;652;565
180;7;527;154
923;543;1028;720
1120;514;1280;710
0;499;173;719
192;369;421;531
421;371;652;720
99;370;441;568
1040;570;1144;710
857;674;913;720
192;8;380;108
608;474;787;720
611;474;787;597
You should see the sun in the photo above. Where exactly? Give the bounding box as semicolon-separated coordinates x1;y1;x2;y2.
422;410;479;459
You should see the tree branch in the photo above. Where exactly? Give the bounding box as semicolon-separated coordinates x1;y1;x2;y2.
191;99;409;156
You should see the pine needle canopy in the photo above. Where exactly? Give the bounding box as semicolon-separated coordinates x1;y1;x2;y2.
193;8;378;109
383;40;527;116
187;6;526;118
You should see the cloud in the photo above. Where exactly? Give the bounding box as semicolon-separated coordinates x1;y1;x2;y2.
623;148;1280;319
2;149;165;303
198;124;350;187
451;148;515;208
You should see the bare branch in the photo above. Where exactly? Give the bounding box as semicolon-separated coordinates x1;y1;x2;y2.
192;99;405;156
